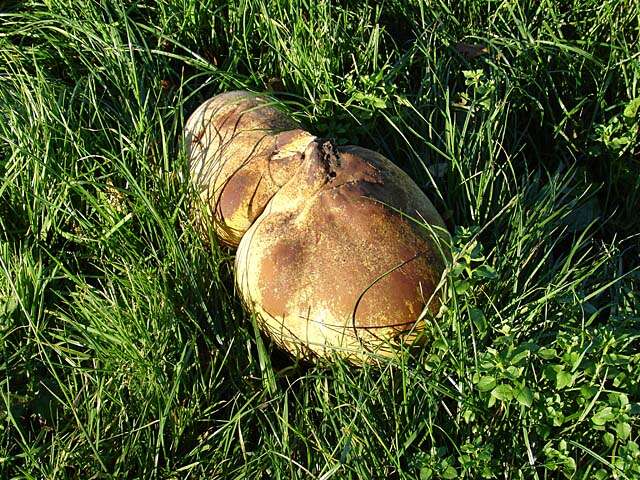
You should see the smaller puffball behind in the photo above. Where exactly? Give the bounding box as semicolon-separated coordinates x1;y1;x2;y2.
235;138;449;363
185;91;316;246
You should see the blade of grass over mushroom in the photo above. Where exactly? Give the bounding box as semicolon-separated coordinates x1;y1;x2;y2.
1;0;639;478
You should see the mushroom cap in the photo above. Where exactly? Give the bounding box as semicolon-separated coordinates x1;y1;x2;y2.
185;91;316;246
235;140;449;363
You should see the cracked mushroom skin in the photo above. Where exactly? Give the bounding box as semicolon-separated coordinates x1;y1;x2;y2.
235;139;449;363
185;91;316;246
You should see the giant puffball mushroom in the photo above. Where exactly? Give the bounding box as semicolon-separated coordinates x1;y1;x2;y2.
235;139;449;363
185;91;316;246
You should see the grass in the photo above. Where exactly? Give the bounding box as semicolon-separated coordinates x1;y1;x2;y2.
1;0;639;478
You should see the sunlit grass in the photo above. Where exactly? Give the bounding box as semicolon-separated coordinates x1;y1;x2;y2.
1;0;638;478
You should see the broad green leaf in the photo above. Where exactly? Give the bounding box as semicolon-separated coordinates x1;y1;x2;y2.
543;365;558;382
623;97;640;119
617;393;629;407
442;465;458;479
580;386;598;399
616;422;631;440
469;308;487;333
592;407;616;426
491;384;513;401
506;365;523;378
562;456;577;474
510;350;529;365
538;348;556;360
556;371;572;389
477;376;496;392
562;351;580;368
474;264;497;280
455;280;470;295
420;467;434;480
604;432;615;447
515;386;533;407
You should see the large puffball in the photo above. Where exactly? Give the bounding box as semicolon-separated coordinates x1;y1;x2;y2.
184;91;316;246
235;139;449;363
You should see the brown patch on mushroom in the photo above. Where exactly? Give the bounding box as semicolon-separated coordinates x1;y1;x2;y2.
258;239;305;319
216;169;260;221
275;129;308;151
